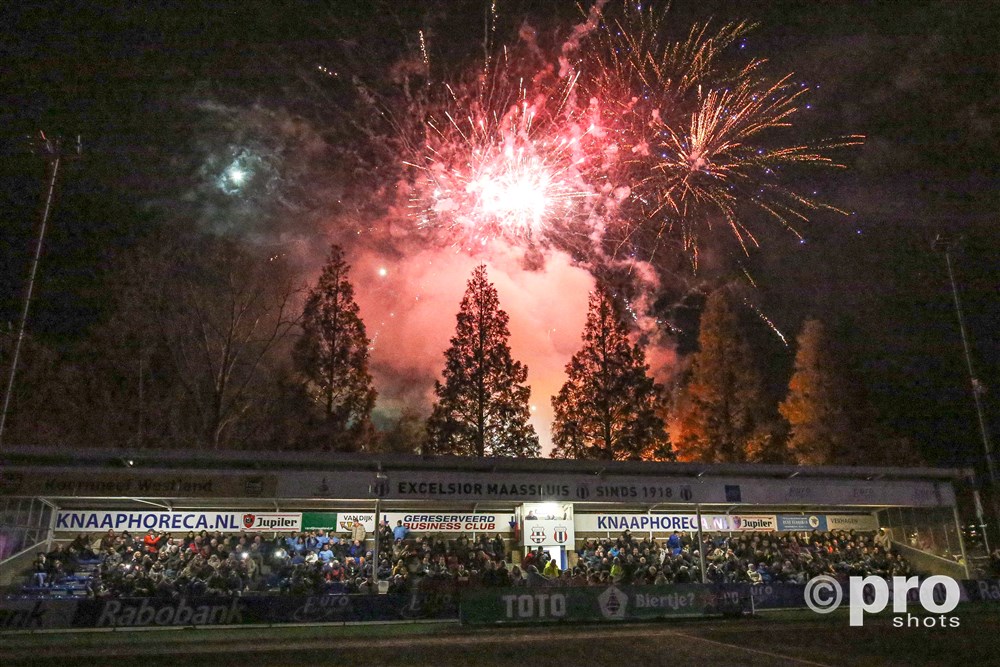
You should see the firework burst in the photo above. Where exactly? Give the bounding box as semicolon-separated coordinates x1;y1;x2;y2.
405;52;597;247
397;1;860;269
578;3;863;264
645;75;863;252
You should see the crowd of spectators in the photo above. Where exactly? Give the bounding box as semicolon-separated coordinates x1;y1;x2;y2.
23;524;915;598
29;533;96;588
25;521;511;599
555;528;914;587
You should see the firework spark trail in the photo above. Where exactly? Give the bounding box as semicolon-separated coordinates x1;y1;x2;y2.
742;295;788;346
575;3;863;266
419;30;430;73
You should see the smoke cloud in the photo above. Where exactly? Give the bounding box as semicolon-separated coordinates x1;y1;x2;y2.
350;242;595;455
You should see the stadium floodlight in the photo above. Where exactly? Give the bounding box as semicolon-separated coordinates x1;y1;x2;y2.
536;502;561;518
0;132;81;450
933;234;996;485
934;233;996;553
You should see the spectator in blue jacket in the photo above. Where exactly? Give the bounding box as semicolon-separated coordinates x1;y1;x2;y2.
393;520;410;542
667;531;683;555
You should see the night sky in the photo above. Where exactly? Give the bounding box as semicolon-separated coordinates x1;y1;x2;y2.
1;1;996;466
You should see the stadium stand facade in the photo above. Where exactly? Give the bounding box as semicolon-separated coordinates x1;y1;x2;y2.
6;448;997;629
1;446;973;594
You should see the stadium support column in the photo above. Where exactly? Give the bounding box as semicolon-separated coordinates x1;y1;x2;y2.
696;505;706;583
373;498;380;585
45;499;59;551
952;503;971;578
973;489;991;555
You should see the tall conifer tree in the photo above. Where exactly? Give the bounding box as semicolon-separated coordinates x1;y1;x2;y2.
673;289;780;462
781;318;871;465
426;265;539;457
294;244;376;450
551;286;669;460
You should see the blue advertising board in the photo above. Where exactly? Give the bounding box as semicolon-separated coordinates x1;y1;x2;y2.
776;514;828;531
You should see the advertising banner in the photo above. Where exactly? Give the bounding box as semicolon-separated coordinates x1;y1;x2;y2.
776;515;828;531
2;465;954;508
55;509;878;536
460;580;998;625
825;514;878;531
714;583;814;609
6;581;994;630
0;599;79;630
731;515;777;531
301;512;338;531
963;580;1000;603
54;510;301;533
382;512;516;533
335;512;376;533
576;513;704;533
575;513;778;533
0;469;275;498
577;513;879;534
460;585;717;624
68;592;457;628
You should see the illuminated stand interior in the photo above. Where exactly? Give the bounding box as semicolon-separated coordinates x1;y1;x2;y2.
0;447;975;586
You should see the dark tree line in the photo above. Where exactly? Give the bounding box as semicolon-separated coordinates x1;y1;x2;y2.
1;236;919;465
1;235;374;452
669;289;921;466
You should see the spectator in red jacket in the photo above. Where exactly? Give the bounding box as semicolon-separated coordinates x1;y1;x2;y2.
143;529;161;554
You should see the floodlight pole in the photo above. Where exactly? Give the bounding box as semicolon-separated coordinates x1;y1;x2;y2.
696;504;707;583
0;133;80;450
933;234;997;553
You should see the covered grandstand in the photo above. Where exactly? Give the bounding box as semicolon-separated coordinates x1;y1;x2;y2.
1;445;973;590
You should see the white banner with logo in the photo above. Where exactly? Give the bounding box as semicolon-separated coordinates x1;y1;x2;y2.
56;509;879;536
575;513;778;533
55;510;301;533
575;513;881;533
382;512;515;533
333;512;376;534
732;514;778;531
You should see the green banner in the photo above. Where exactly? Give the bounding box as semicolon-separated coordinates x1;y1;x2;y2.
301;512;338;530
460;585;717;624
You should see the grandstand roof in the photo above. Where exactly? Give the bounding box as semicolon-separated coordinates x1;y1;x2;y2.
0;445;971;479
0;446;969;512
